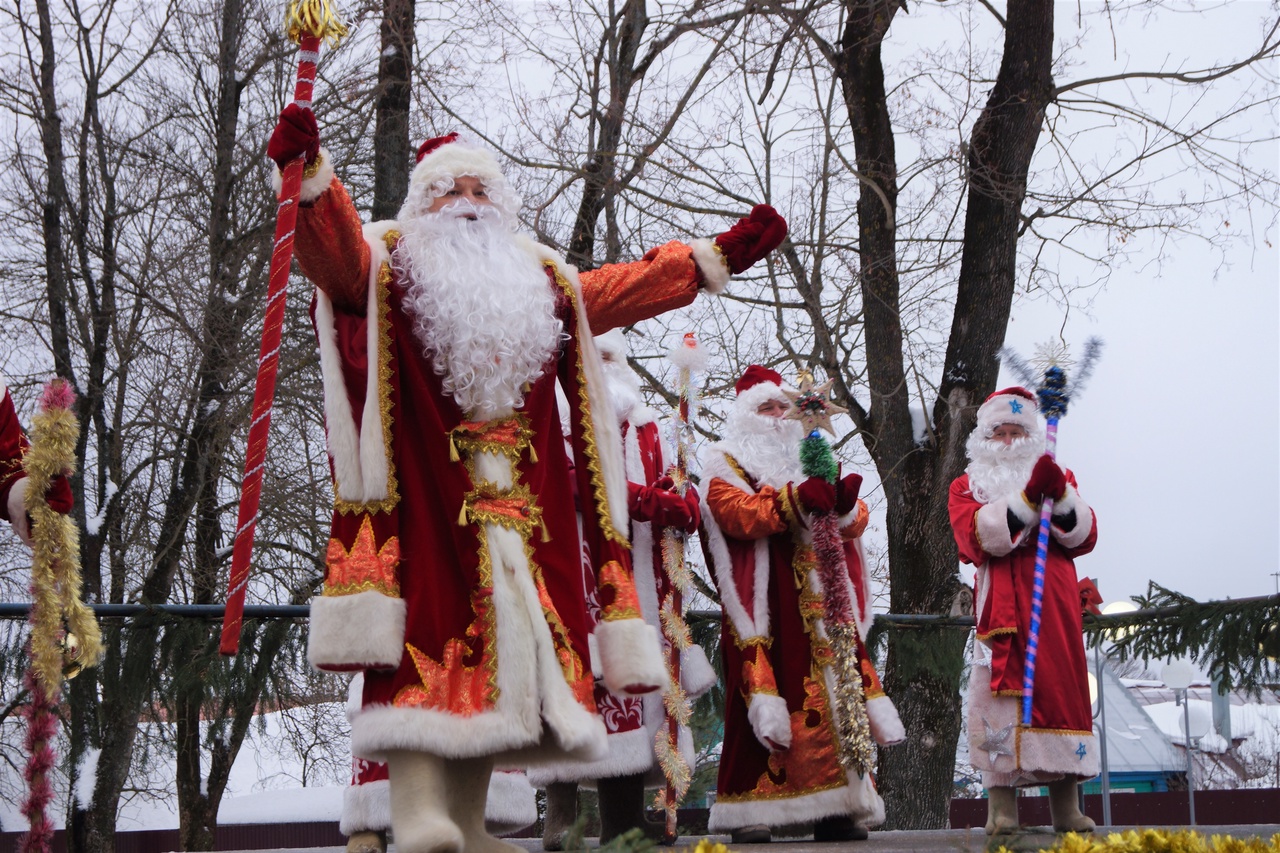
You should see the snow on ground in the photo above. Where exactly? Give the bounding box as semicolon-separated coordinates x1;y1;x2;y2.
1;705;351;832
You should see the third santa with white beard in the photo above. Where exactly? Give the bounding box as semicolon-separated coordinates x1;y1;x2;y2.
266;105;786;853
699;366;903;844
949;386;1099;835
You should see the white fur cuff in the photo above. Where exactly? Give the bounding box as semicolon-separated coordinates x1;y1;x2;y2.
340;778;391;835
596;618;667;696
7;477;31;546
486;771;537;837
975;500;1018;557
680;645;718;698
1052;486;1094;549
866;695;906;746
1006;490;1041;528
747;692;792;751
690;238;730;294
307;591;405;672
270;146;336;204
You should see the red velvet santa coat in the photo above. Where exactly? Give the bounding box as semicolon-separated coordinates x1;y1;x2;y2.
290;167;723;767
530;411;717;786
950;471;1100;784
699;445;904;832
0;379;29;531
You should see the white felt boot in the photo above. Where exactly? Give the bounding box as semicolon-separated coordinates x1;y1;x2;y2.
1048;778;1095;833
985;786;1019;835
446;756;522;853
386;751;463;853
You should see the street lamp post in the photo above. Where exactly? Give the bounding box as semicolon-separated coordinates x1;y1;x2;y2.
1162;660;1205;827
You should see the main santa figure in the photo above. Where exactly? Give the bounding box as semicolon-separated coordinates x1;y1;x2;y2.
699;366;904;844
265;106;785;853
949;387;1099;835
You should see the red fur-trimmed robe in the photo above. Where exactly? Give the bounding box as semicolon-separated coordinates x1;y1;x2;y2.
289;162;727;768
0;379;28;531
530;411;717;787
950;471;1100;785
699;445;904;832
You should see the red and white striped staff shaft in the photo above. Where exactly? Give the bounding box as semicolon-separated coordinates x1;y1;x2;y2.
221;8;340;655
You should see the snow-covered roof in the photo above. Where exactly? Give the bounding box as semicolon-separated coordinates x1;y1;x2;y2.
1096;661;1184;774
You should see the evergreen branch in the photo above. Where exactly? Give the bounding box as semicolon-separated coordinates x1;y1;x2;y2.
1091;582;1280;696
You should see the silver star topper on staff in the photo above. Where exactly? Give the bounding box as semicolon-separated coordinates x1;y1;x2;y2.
977;717;1015;764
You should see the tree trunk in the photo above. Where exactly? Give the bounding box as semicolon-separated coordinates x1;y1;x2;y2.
372;0;415;221
567;0;647;267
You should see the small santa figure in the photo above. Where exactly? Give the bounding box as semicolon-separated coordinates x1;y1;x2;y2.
948;387;1099;834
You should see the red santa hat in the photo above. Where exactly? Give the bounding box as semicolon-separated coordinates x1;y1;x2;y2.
732;365;790;416
399;132;513;220
974;386;1040;438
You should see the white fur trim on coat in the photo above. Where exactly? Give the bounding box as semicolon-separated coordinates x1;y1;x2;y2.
1051;485;1094;550
596;618;667;697
746;692;791;751
7;476;31;546
708;768;885;832
690;237;730;294
866;695;906;746
968;664;1099;782
270;147;336;204
699;445;773;641
485;771;538;836
975;497;1028;558
340;778;390;835
520;238;630;539
526;725;654;787
352;518;608;767
313;223;397;505
307;591;405;672
680;645;718;698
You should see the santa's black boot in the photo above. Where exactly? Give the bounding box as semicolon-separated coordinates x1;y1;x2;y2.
542;782;577;851
597;773;667;845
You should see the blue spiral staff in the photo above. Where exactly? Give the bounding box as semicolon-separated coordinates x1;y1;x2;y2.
999;339;1102;727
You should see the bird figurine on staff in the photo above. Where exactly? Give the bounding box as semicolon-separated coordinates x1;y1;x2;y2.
221;0;347;656
999;337;1104;726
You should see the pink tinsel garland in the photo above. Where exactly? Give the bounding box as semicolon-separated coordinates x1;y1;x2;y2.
19;667;59;853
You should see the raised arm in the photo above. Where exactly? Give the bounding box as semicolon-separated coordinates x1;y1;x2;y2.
268;105;371;313
579;205;787;332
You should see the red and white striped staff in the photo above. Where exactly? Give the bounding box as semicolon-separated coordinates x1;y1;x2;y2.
220;1;347;656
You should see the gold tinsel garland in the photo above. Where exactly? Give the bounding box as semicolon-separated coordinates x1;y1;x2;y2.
23;380;102;696
825;622;875;775
284;0;348;47
995;829;1280;853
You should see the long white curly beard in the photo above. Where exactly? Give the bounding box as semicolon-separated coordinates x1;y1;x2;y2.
721;409;805;489
395;204;563;420
602;359;643;426
964;433;1044;504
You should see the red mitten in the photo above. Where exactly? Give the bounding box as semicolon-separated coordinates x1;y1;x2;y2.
834;472;863;516
714;205;788;274
1023;454;1067;504
654;488;700;533
796;476;836;514
45;474;73;514
267;104;320;170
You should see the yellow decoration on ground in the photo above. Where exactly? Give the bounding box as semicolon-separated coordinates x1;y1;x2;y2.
993;829;1280;853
